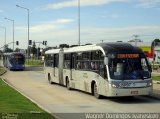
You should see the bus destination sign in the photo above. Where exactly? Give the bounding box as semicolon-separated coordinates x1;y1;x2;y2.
117;54;139;58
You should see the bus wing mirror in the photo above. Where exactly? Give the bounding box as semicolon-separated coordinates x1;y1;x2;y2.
104;57;108;65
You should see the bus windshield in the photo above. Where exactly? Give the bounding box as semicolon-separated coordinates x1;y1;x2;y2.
9;54;25;65
108;53;151;80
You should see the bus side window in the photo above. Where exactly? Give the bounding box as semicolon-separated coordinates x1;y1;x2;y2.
46;54;53;67
95;61;99;70
64;54;71;69
76;53;82;70
82;52;90;70
51;54;54;67
77;61;81;69
54;54;59;68
91;50;104;72
91;61;95;70
71;53;76;69
83;61;89;70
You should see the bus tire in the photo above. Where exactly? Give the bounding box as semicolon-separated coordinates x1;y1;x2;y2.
93;83;101;99
66;79;71;90
48;74;53;84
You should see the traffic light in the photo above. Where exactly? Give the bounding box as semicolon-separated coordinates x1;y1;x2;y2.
42;41;47;46
45;41;47;45
16;41;19;45
29;40;32;45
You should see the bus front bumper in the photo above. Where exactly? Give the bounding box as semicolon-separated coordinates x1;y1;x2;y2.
107;86;153;97
10;65;25;70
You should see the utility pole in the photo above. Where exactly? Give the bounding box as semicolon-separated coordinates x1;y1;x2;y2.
16;5;30;64
78;0;81;46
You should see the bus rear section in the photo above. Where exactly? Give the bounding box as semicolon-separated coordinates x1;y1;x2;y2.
3;52;25;70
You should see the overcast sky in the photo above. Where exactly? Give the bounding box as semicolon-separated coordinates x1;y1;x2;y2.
0;0;160;49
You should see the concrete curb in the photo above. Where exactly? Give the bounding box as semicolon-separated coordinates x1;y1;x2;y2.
0;68;7;76
149;93;160;100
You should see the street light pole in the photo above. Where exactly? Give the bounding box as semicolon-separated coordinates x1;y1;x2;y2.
16;5;29;64
4;18;14;51
0;26;6;46
78;0;81;46
101;40;104;43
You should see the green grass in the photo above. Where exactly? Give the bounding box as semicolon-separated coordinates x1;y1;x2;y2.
25;59;43;66
152;76;160;81
0;79;54;119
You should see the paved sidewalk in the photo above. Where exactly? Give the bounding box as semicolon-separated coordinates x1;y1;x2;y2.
151;71;160;99
151;82;160;99
0;67;7;76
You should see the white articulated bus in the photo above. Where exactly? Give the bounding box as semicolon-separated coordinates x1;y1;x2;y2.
44;42;152;98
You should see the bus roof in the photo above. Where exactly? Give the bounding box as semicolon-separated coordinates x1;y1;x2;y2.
45;44;105;55
97;42;143;54
45;42;143;55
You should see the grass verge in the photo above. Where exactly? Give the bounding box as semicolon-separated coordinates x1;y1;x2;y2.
152;76;160;81
0;79;54;119
25;59;43;66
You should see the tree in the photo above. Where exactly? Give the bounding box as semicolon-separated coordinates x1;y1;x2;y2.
59;44;69;48
3;45;13;53
14;48;20;52
128;39;142;42
151;39;160;50
31;41;37;56
128;35;142;42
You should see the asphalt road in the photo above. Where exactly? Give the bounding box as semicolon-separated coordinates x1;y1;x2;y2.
2;67;160;119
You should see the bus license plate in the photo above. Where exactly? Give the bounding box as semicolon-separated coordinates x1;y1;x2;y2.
131;91;138;95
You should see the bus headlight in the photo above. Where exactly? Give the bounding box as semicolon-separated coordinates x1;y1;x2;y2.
111;84;117;88
146;81;152;87
111;83;120;88
149;82;152;86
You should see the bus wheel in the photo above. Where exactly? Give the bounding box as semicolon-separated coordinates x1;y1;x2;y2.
94;84;101;99
66;79;71;90
48;74;53;84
